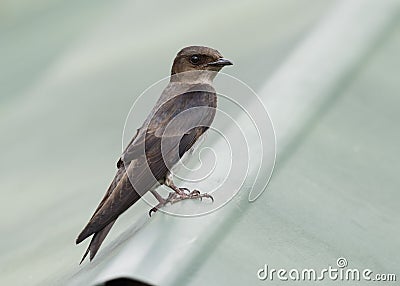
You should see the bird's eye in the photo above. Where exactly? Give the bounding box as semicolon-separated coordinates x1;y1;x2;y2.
189;55;201;65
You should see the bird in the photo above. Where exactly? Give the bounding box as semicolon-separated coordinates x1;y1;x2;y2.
76;46;233;263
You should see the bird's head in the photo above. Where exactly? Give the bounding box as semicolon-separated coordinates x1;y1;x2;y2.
171;46;233;83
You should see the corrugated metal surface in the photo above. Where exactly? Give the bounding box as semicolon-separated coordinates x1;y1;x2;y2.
1;0;399;285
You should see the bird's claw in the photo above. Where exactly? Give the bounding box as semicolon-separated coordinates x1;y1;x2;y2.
149;207;157;217
176;187;190;195
187;189;214;202
170;189;214;203
149;192;175;216
149;188;213;216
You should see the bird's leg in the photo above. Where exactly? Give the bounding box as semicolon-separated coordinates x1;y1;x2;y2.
149;177;214;216
164;177;214;203
149;190;176;216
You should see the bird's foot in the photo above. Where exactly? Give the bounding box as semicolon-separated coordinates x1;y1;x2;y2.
149;192;175;216
169;188;214;204
149;188;213;216
168;183;214;202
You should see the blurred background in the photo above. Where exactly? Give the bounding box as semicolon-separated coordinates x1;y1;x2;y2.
1;0;399;285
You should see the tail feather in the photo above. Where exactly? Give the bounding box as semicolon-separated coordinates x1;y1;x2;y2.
79;220;116;264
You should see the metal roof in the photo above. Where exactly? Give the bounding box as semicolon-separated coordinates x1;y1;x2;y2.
1;0;399;285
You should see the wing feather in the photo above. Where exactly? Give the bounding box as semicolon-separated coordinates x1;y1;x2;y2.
76;83;217;245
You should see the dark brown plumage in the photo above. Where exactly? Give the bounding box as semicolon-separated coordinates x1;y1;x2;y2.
76;46;232;263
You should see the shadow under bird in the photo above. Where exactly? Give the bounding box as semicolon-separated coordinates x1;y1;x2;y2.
76;46;233;263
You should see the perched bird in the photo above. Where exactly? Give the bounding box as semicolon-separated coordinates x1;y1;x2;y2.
76;46;233;263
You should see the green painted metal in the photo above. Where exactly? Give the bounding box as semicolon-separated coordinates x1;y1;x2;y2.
1;0;399;285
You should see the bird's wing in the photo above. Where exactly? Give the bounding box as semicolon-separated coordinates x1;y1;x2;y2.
116;128;140;168
120;83;217;168
76;84;217;243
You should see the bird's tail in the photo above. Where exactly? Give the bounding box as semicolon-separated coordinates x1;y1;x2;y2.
79;219;116;264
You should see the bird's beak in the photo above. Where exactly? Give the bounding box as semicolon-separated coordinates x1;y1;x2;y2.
207;58;233;67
